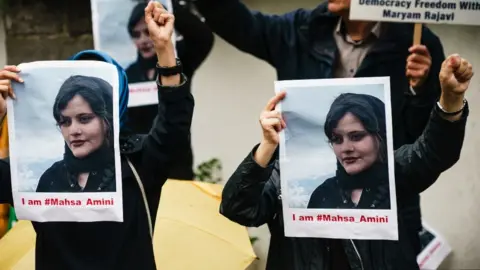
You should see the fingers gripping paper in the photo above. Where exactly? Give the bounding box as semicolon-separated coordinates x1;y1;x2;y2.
7;61;123;222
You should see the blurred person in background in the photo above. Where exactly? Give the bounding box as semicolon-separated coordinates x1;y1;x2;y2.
126;0;214;180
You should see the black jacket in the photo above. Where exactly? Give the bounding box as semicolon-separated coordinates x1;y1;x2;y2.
195;0;446;263
220;104;468;270
196;1;445;148
0;74;194;270
126;2;214;180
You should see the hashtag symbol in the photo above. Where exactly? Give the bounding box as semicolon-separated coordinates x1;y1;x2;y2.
45;198;50;205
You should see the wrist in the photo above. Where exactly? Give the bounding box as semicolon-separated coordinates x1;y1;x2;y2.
439;93;465;112
156;42;176;67
254;140;278;168
260;139;278;150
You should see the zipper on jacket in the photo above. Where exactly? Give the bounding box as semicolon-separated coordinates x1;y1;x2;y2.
350;239;364;270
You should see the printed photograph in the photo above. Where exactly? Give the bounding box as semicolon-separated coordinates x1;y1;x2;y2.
278;79;394;211
8;61;121;194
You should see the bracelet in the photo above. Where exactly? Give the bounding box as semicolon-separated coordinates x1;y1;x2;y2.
436;99;466;116
156;58;183;77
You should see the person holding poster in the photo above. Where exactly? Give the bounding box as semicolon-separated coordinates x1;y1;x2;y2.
195;0;445;253
0;2;194;269
124;0;213;180
91;0;213;180
220;54;472;270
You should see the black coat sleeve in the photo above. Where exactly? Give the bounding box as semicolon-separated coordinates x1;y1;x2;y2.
0;158;12;205
173;1;214;78
402;27;446;142
395;103;468;196
195;0;308;68
139;74;195;190
220;144;279;227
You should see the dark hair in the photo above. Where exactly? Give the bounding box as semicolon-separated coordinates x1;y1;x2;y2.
53;75;114;145
324;93;387;162
127;2;148;37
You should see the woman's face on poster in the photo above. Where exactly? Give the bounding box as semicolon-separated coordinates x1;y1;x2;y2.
59;95;106;159
331;112;378;175
131;17;156;59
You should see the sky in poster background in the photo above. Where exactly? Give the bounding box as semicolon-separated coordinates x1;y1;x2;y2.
91;0;172;69
10;64;117;192
281;83;385;208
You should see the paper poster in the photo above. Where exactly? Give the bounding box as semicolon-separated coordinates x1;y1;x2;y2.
417;222;452;269
275;77;398;240
90;0;175;107
7;61;123;222
349;0;480;25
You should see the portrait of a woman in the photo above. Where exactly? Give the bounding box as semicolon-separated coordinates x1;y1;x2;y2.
307;93;391;210
36;75;116;193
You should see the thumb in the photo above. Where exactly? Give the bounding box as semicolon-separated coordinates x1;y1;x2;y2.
144;2;154;24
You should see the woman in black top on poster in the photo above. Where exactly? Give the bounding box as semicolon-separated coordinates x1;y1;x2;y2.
36;75;116;193
0;3;194;269
308;93;391;210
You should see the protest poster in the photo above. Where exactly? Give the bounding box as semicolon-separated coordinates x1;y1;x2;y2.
90;0;175;107
7;61;123;222
349;0;480;26
417;222;452;269
275;77;398;240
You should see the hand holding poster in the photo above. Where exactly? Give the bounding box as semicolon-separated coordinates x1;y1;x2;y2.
7;61;123;222
91;0;175;107
275;77;398;240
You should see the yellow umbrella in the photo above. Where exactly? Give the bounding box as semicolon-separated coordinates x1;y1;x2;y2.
0;220;35;270
153;180;257;270
0;180;257;270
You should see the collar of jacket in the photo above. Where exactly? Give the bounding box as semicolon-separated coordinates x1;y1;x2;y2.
299;3;415;65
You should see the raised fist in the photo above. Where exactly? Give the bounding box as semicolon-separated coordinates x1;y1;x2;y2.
145;1;175;51
439;54;474;96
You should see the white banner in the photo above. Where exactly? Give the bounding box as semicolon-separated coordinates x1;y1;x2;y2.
91;0;175;107
417;222;452;269
275;77;398;240
7;61;123;222
349;0;480;25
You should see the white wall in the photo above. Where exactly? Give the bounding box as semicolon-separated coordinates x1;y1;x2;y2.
190;1;480;269
419;24;480;270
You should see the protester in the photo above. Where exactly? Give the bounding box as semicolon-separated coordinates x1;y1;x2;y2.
0;2;194;269
126;0;214;180
220;54;472;270
195;0;446;255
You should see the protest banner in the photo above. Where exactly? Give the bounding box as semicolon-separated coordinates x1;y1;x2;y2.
90;0;175;107
275;77;398;240
349;0;480;44
417;222;452;269
7;61;123;222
